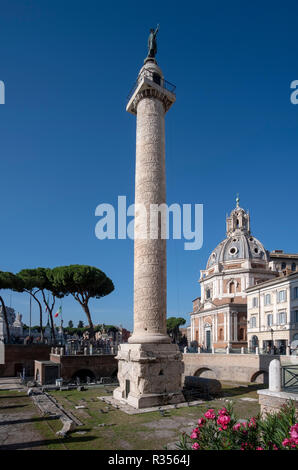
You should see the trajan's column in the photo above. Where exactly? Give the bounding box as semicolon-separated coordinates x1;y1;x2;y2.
113;27;184;408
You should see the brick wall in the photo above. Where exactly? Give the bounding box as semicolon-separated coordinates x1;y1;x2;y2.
0;344;51;377
50;353;118;381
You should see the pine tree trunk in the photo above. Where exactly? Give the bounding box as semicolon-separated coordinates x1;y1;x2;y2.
83;304;94;339
49;310;56;344
0;296;10;343
38;301;44;343
30;292;44;343
41;291;56;344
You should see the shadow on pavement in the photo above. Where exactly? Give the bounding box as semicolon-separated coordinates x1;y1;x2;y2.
0;435;97;450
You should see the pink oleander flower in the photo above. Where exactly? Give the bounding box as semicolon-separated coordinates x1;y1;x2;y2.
241;442;253;451
233;423;242;431
282;438;298;449
197;418;206;427
192;442;200;450
204;409;216;420
217;415;231;429
282;438;293;447
190;430;199;439
256;447;264;450
218;407;228;416
249;417;257;428
241;442;248;451
290;424;298;440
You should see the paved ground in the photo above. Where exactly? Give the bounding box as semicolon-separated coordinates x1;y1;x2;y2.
0;378;54;450
0;377;24;392
0;378;262;450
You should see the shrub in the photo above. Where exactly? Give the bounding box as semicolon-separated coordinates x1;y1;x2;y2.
178;401;297;451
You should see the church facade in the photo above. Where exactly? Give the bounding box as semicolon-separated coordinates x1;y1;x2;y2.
190;199;277;351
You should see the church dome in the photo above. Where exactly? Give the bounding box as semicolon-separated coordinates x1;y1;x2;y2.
206;198;269;269
207;234;269;269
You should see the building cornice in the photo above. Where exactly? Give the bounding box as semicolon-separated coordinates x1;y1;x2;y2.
200;267;276;284
246;271;298;293
191;302;247;316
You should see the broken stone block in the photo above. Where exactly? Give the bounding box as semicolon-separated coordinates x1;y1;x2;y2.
56;419;76;437
184;376;222;396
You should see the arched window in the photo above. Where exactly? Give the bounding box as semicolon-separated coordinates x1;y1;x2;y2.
219;328;224;340
206;289;211;299
281;262;287;270
229;281;235;294
292;263;296;272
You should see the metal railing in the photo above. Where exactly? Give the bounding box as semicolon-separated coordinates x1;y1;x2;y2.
127;69;176;102
184;348;296;356
64;347;118;356
281;365;298;392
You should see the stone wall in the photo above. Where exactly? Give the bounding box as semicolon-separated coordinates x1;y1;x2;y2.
50;353;117;381
0;344;51;377
183;353;285;384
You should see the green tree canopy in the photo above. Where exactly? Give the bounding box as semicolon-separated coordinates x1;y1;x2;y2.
50;265;114;337
166;317;186;343
17;267;64;343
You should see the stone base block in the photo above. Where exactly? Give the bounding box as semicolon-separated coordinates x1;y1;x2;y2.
113;343;184;409
258;389;298;416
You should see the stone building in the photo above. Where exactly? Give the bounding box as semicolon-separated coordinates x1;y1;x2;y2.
0;305;53;344
190;198;277;351
247;271;298;354
0;307;24;342
269;250;298;273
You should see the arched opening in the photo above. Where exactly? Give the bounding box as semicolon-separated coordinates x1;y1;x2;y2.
229;281;235;294
152;72;161;86
292;263;297;272
194;367;217;379
219;328;224;340
250;370;268;385
239;328;246;341
71;369;95;383
251;335;259;350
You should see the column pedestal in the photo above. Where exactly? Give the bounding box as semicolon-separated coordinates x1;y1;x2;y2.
113;343;184;408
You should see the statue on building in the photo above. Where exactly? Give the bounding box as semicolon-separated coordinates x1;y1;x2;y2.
147;24;159;58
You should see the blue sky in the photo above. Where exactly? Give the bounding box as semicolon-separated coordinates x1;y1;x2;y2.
0;0;298;330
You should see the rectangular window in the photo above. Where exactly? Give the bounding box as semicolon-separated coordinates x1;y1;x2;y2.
267;314;273;326
277;312;286;325
252;297;258;308
293;310;298;323
293;287;298;299
250;316;257;328
264;293;271;305
278;290;286;303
